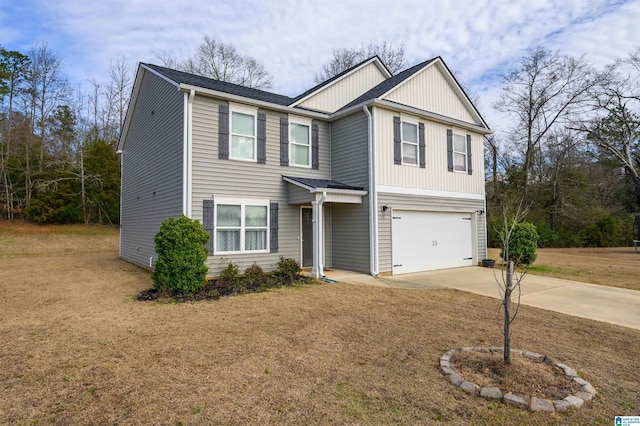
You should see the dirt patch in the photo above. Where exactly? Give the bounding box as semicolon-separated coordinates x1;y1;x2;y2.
451;350;581;401
1;222;639;424
488;247;640;291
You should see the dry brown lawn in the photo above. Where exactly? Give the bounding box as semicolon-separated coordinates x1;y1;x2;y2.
1;222;639;424
488;247;640;291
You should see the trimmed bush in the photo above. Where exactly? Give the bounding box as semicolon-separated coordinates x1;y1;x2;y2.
500;221;539;266
152;216;209;293
274;257;301;279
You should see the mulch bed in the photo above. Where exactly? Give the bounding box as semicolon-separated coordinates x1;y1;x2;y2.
137;274;314;302
450;350;582;401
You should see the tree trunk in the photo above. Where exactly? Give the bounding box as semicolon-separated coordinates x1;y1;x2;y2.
504;260;514;364
79;141;87;224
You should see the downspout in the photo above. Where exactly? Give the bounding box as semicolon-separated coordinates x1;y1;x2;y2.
363;105;378;276
186;89;195;217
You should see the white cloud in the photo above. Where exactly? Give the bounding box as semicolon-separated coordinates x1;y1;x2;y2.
2;0;638;137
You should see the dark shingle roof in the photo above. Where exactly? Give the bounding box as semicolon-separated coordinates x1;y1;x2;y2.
144;63;295;106
338;58;437;111
283;176;364;191
290;55;390;104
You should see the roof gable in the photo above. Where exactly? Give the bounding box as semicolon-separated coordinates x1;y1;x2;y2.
381;58;487;128
290;56;392;111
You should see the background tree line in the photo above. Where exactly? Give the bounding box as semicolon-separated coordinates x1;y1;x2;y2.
3;37;639;249
0;44;125;224
487;46;640;248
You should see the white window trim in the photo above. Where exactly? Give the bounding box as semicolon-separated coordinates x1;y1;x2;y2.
400;118;419;167
452;131;467;173
229;102;258;162
213;197;270;255
289;115;313;168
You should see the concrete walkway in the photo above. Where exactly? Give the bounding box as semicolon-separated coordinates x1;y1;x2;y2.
323;267;640;331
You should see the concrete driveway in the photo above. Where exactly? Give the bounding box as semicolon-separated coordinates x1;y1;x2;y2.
324;267;640;331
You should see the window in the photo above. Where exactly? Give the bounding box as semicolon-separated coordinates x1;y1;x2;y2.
401;121;418;165
289;116;312;167
215;199;269;253
453;133;467;172
230;104;257;161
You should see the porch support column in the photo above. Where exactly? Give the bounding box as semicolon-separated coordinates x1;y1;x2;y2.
311;192;326;278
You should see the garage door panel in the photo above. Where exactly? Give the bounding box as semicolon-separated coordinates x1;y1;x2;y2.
392;210;473;274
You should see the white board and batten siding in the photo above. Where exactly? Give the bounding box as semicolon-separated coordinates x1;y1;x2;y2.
374;107;485;195
189;94;332;275
297;62;387;113
120;70;184;269
383;62;478;124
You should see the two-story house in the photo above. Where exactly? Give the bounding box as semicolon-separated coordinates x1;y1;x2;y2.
117;55;491;278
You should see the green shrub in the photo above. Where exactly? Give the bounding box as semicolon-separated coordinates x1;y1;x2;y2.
152;216;209;294
274;257;301;279
220;261;240;282
500;221;539;266
245;263;266;281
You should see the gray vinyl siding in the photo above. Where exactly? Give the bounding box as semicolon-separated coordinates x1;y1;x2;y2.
377;192;487;273
120;71;184;269
287;184;314;204
331;110;369;188
190;95;331;275
330;111;371;272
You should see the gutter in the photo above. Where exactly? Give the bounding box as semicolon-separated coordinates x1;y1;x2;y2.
363;105;378;276
179;84;330;120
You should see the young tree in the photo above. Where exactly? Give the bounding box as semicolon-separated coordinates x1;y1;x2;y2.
494;47;598;201
495;200;538;364
158;36;273;90
315;41;407;83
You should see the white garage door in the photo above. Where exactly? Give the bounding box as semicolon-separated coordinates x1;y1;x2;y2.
392;210;474;274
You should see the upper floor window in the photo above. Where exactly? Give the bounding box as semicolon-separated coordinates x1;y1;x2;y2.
230;103;257;161
453;133;467;172
402;121;418;165
289;116;312;167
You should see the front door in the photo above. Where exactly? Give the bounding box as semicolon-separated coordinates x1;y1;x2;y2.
301;207;313;267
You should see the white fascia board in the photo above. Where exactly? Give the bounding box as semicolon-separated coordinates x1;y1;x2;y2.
282;176;367;196
331;98;491;135
377;185;485;200
374;99;492;135
289;57;391;108
378;58;489;131
310;187;367;196
179;84;329;120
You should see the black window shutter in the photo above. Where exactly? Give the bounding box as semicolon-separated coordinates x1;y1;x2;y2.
466;134;472;175
312;123;319;170
446;129;453;172
393;116;401;165
203;199;214;255
218;105;229;160
257;113;266;164
280;118;289;166
418;122;425;168
270;202;279;253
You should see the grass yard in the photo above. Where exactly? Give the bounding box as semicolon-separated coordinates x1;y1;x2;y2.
1;222;639;424
488;247;640;291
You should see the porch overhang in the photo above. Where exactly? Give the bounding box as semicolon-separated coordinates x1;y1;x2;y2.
283;176;367;279
283;175;367;204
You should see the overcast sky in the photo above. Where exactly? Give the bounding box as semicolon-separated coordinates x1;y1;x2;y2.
2;0;639;133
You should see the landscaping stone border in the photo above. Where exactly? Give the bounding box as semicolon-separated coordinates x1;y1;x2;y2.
440;347;596;413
